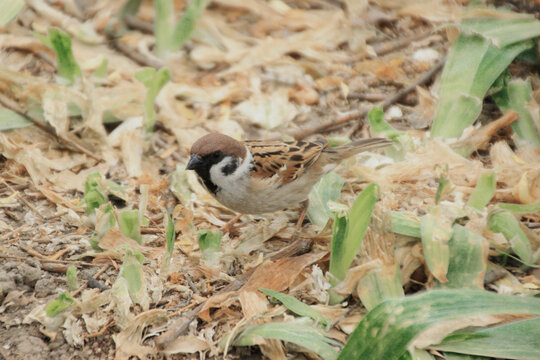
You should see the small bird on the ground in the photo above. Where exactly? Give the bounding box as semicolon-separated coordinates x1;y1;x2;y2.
186;133;391;218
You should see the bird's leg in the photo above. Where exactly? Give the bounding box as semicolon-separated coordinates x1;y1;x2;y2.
221;213;243;235
295;200;309;232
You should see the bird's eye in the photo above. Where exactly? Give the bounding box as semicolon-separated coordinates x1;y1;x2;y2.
212;151;221;159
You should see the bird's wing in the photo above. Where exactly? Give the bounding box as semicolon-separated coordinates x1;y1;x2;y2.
245;139;328;185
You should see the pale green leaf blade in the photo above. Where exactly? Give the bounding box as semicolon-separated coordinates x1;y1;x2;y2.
431;31;533;138
329;183;378;284
488;208;533;264
420;210;452;283
307;172;344;227
48;28;82;85
467;172;496;211
442;225;488;289
119;209;142;244
66;265;78;292
46;292;75;317
461;17;540;48
338;289;540;360
0;0;24;26
0;108;33;131
259;288;330;327
234;321;339;360
497;202;540;214
492;78;540;146
166;212;175;257
435;317;540;360
391;211;421;238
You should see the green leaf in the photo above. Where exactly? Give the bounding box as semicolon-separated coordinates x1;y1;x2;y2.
488;208;533;265
118;247;147;307
338;289;540;360
153;0;175;57
84;190;107;216
368;106;412;160
166;212;175;258
48;28;82;85
92;58;108;78
198;229;222;264
135;67;171;132
436;317;540;360
119;209;142;244
391;211;421;238
442;225;487;289
234;321;339;360
46;292;75;317
461;17;540;48
0;108;33;131
492;78;540;146
435;173;453;205
497;202;540;214
307;172;344;227
420;208;453;283
66;265;78;291
431;31;533;138
0;0;24;26
467;172;496;211
368;106;402;139
120;0;143;18
171;0;209;49
357;263;404;311
329;184;378;285
259;288;330;327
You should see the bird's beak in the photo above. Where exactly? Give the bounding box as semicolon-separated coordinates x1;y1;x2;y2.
186;154;202;170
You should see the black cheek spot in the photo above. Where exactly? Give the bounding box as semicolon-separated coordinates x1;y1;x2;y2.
221;158;238;175
290;154;303;161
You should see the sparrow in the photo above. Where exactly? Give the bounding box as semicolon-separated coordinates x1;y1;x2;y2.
185;133;392;215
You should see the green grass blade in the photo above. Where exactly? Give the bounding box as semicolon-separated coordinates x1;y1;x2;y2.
259;288;330;327
0;108;33;131
357;263;404;311
368;106;412;160
48;28;82;85
492;78;540;146
420;209;453;283
66;265;78;292
119;209;142;244
135;67;171;132
488;208;533;265
0;0;24;26
198;230;222;265
431;31;533;138
118;247;147;308
153;0;175;57
467;172;496;211
307;172;344;227
46;292;75;317
234;321;339;360
329;183;379;285
171;0;209;49
338;289;540;360
435;317;540;360
391;211;421;238
442;225;488;289
461;17;540;48
166;212;175;258
497;202;540;214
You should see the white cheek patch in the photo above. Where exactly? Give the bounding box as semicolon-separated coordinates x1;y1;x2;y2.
209;150;253;188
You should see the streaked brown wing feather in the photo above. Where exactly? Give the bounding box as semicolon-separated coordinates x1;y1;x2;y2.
245;139;327;185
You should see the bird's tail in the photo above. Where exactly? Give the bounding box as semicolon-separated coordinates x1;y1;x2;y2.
323;138;392;160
